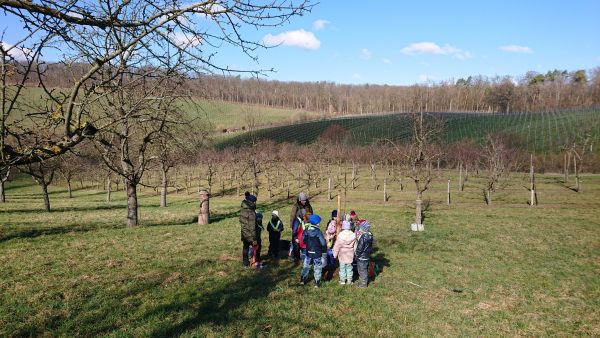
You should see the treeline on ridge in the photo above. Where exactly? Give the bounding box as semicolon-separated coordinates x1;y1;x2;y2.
7;62;600;115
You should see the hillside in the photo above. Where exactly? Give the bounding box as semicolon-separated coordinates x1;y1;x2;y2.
7;87;319;132
217;109;600;153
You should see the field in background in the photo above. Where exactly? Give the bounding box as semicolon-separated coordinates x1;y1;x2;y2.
218;110;600;153
9;87;319;132
1;169;599;336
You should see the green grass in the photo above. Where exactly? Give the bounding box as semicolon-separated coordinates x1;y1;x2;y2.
1;169;599;336
217;110;600;153
7;87;319;131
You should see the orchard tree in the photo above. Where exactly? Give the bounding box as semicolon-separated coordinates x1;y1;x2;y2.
400;112;444;227
479;134;518;205
1;0;313;167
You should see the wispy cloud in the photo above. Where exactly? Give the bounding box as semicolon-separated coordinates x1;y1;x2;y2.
360;48;372;60
352;73;361;79
382;58;392;64
401;42;472;60
418;74;437;82
499;45;533;53
313;19;331;30
263;29;320;50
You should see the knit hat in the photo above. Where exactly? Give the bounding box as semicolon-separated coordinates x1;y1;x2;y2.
308;214;321;225
327;220;336;234
344;214;351;222
350;210;357;217
256;211;263;221
331;209;338;219
244;191;257;203
298;192;307;201
342;220;351;230
359;220;371;232
272;210;279;217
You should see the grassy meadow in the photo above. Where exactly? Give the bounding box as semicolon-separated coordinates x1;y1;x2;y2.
8;87;318;133
1;169;600;336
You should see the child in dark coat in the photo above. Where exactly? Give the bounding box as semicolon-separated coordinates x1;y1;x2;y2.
355;220;374;288
267;210;284;259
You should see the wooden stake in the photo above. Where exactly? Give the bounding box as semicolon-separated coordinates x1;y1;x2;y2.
447;179;451;205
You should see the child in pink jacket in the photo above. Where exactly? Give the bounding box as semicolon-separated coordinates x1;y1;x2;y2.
333;220;356;285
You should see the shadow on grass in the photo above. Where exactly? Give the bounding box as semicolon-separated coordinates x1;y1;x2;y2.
0;223;122;243
146;263;304;337
0;203;125;214
370;247;391;283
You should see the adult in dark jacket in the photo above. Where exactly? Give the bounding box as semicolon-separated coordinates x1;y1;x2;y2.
240;191;257;267
289;192;313;261
267;210;284;258
355;220;374;288
300;214;327;288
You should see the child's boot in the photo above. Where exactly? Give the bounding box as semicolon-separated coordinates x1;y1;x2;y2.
314;280;321;288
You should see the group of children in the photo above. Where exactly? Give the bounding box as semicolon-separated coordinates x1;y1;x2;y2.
240;191;375;289
296;209;374;288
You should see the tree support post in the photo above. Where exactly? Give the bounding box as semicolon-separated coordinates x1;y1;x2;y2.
198;189;210;225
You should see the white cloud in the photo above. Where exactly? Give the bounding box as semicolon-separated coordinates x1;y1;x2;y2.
196;3;227;19
313;19;331;30
171;32;202;47
1;42;32;61
263;29;320;50
352;73;361;79
382;58;392;64
360;48;372;60
418;74;437;82
401;42;472;60
499;45;533;53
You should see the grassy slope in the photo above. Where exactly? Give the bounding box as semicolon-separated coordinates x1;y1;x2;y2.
218;110;600;153
8;87;318;131
1;171;599;336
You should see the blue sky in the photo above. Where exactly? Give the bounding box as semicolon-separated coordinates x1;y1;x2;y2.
241;0;600;85
2;0;599;85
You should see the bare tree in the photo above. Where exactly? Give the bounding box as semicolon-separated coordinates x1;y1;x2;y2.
400;112;444;227
480;134;517;205
1;0;313;166
0;165;11;202
93;56;188;226
18;158;60;212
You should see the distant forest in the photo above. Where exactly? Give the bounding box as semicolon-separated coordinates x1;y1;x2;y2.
10;62;600;115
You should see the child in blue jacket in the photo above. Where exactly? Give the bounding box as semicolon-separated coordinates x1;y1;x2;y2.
300;214;327;288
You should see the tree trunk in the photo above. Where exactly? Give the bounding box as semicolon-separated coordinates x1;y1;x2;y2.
41;182;51;212
67;179;73;198
563;152;568;183
574;157;580;192
160;166;168;207
0;180;5;203
351;162;356;189
384;178;388;202
459;163;464;191
415;195;422;225
328;177;332;200
126;180;139;227
106;175;112;202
